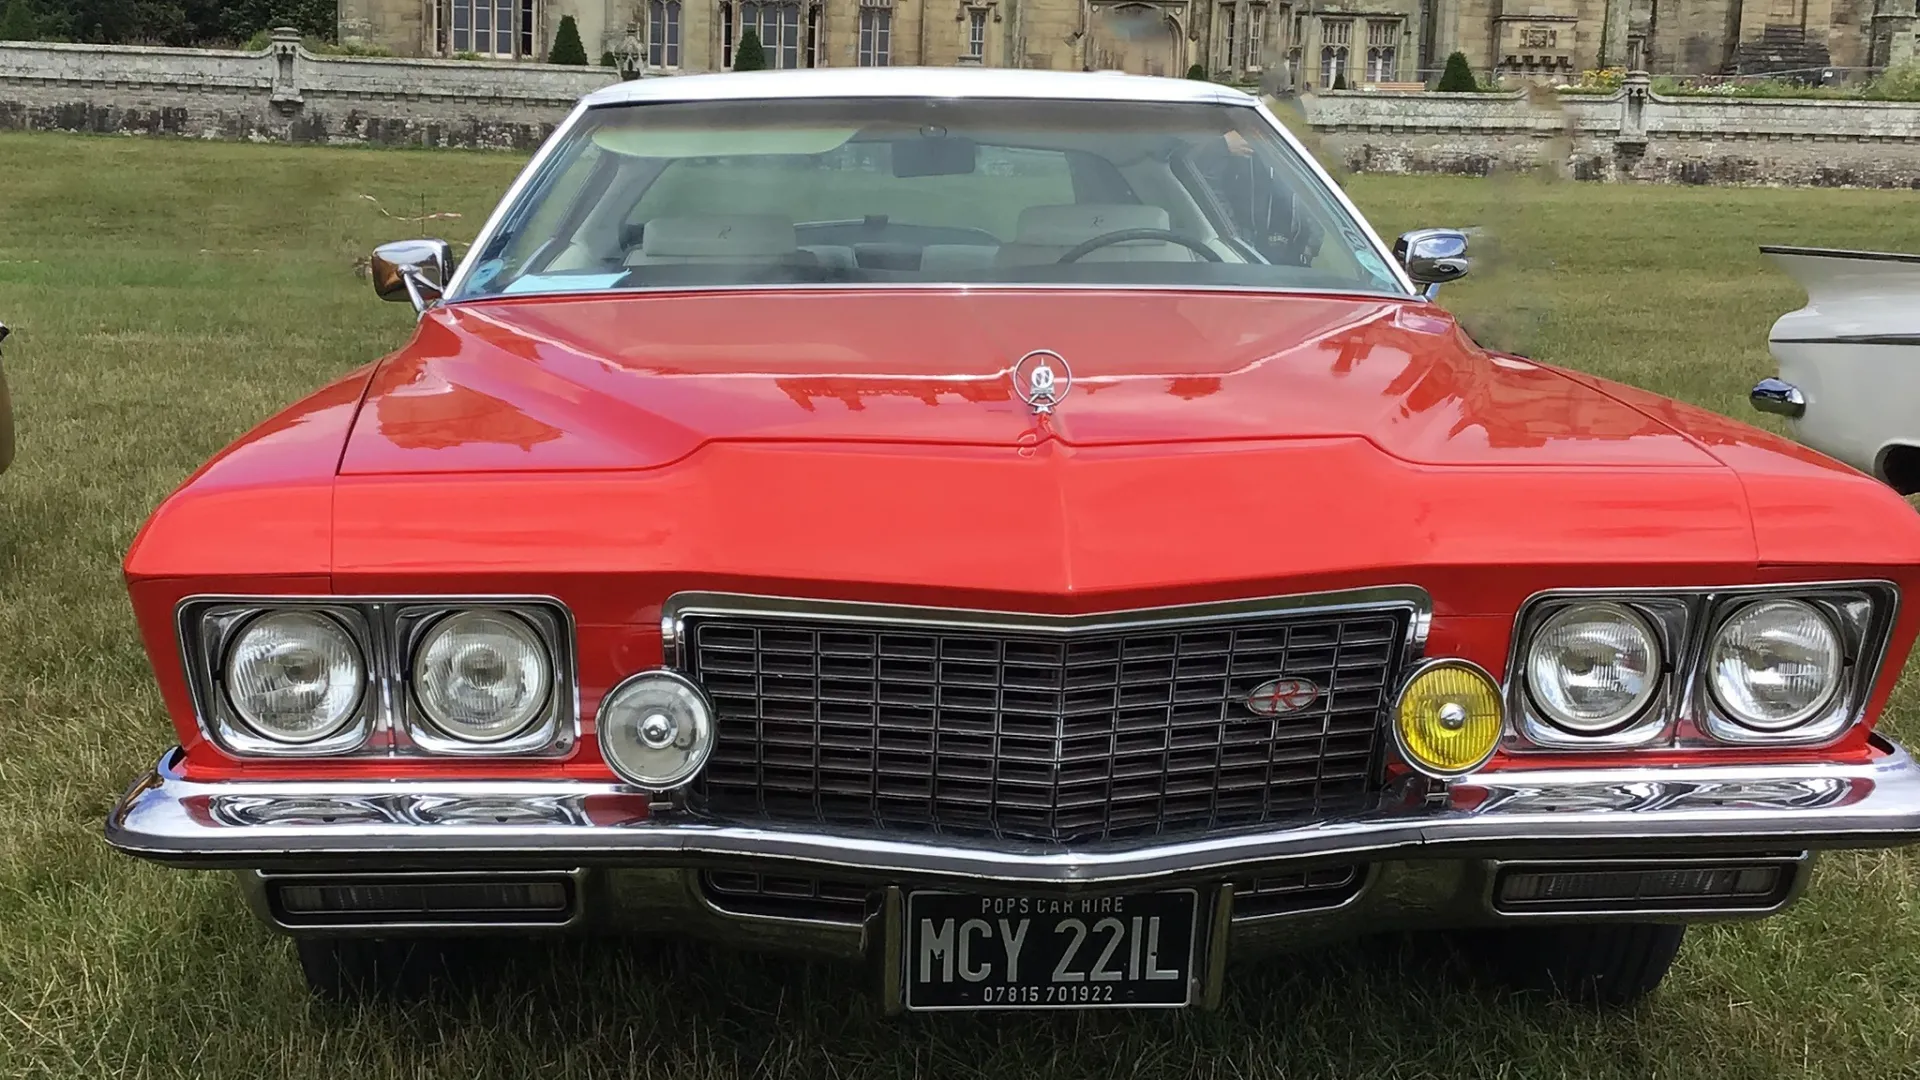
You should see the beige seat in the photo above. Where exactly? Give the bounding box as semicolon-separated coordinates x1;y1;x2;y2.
995;204;1198;266
625;214;814;266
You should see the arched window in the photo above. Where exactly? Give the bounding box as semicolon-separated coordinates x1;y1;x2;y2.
648;0;681;66
1318;18;1349;86
1364;20;1396;83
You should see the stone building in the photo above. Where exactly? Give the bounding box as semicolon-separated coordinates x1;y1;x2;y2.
337;0;1915;86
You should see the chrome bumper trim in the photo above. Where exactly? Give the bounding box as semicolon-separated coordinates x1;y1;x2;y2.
1751;377;1807;418
108;740;1920;884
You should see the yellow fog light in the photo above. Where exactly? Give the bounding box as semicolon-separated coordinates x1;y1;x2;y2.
1393;659;1504;778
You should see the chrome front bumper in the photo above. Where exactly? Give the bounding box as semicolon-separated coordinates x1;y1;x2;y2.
107;744;1920;965
110;741;1920;882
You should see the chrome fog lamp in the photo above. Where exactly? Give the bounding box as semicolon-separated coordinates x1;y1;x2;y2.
223;611;367;744
1524;602;1662;734
412;610;553;742
598;670;716;790
1708;599;1843;732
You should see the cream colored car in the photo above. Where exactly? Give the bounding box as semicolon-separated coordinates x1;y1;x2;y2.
1752;247;1920;495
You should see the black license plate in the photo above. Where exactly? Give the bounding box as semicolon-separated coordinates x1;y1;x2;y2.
902;889;1199;1011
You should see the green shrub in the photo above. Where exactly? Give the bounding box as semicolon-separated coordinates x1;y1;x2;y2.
1185;63;1207;80
1436;50;1478;92
242;29;393;56
548;14;588;64
1866;60;1920;101
323;40;393;57
1331;70;1348;90
0;0;39;41
734;27;765;71
600;50;617;67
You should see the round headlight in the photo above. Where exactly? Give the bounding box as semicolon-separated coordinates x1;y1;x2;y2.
1525;602;1662;734
1393;659;1504;777
413;610;553;742
598;671;715;789
224;611;366;744
1708;599;1843;731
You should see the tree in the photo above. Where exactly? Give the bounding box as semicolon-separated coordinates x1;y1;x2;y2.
1331;70;1348;90
548;14;588;64
1437;50;1478;92
1185;63;1207;80
0;0;37;41
17;0;337;46
734;26;765;71
599;50;617;67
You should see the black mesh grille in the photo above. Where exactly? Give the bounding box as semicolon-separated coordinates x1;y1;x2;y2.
699;871;871;922
685;605;1410;844
1232;865;1366;918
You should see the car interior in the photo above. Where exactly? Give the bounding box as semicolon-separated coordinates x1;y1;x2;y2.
465;99;1391;297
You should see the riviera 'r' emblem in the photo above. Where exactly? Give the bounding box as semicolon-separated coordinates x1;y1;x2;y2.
1246;677;1321;717
1011;349;1072;415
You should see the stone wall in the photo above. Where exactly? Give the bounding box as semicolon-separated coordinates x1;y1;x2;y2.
0;30;620;149
4;36;1919;185
1303;75;1920;186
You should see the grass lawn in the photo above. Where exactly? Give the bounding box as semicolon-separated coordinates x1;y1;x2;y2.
2;131;1919;1079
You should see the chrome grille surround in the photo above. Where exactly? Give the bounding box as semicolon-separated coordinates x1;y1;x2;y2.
665;589;1428;844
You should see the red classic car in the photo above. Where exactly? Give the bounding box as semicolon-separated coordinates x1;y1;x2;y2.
108;68;1920;1012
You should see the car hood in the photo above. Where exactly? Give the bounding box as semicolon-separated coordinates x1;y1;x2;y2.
338;290;1727;474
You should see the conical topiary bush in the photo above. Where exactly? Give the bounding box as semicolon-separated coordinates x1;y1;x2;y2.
548;14;588;64
734;26;766;70
1437;50;1478;92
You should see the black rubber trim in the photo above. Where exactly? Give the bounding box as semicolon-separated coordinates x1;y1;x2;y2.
1760;245;1920;264
1770;335;1920;346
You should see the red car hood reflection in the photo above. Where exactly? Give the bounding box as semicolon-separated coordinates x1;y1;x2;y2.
340;289;1723;475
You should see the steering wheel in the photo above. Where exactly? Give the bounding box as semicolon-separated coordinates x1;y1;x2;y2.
1056;228;1223;264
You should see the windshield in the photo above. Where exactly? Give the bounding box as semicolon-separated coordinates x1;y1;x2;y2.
454;97;1408;300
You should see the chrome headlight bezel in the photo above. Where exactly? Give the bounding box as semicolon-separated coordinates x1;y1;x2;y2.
1508;594;1686;750
1696;593;1867;746
396;603;571;756
1521;600;1668;739
178;596;577;759
1504;582;1899;752
190;602;378;757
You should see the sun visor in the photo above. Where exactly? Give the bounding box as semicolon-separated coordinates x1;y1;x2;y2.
590;126;859;158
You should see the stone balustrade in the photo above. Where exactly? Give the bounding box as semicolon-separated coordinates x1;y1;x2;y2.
3;37;1919;185
1299;73;1920;187
0;28;620;149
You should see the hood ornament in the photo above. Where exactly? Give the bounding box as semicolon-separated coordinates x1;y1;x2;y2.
1011;349;1072;415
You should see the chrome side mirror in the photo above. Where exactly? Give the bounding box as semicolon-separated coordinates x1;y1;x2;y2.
1393;228;1470;299
371;239;455;313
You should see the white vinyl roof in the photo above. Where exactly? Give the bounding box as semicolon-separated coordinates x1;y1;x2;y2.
581;67;1261;108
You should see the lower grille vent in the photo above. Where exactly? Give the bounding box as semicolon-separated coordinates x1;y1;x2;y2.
699;871;872;923
265;873;576;927
1232;865;1365;918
